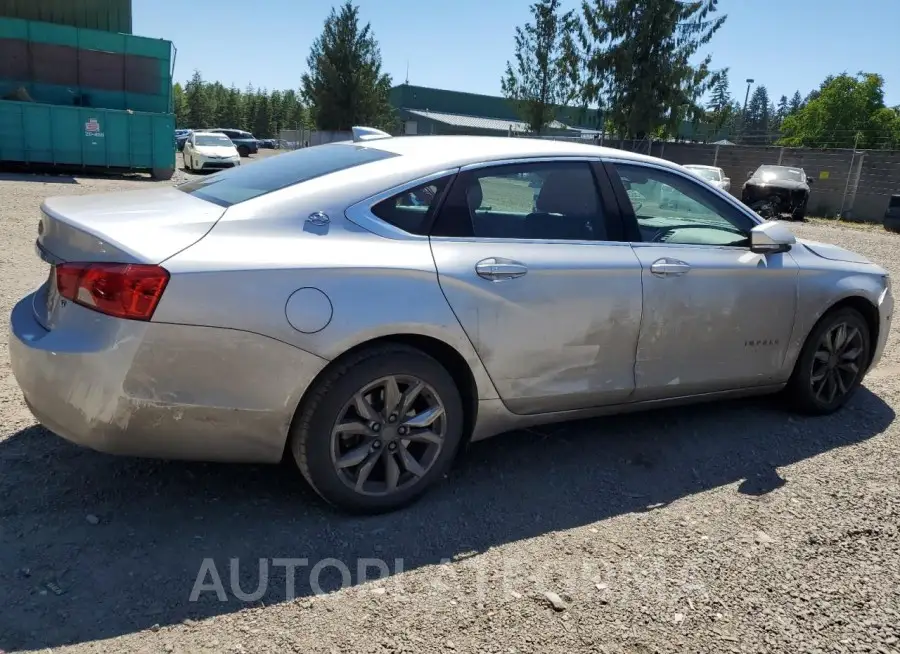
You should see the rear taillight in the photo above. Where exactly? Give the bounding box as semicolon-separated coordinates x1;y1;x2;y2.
56;263;169;321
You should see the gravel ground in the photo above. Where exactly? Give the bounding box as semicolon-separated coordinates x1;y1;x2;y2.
1;158;899;654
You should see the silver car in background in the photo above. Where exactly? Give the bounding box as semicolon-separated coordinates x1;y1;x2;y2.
9;129;893;513
684;164;731;192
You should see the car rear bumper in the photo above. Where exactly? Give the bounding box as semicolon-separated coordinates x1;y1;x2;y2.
9;293;328;463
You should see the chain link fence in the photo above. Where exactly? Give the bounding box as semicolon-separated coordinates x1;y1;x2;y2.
522;135;898;222
277;129;352;150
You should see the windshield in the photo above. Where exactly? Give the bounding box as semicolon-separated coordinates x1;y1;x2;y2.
755;166;805;183
688;167;721;182
178;143;397;207
195;134;233;147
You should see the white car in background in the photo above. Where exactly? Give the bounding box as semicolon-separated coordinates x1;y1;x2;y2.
183;131;242;173
684;164;731;192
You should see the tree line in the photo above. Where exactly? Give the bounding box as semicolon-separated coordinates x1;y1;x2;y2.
172;0;900;150
504;0;900;149
172;77;307;138
171;2;393;138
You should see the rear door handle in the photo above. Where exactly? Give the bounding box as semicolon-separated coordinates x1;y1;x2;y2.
650;257;691;277
475;257;528;281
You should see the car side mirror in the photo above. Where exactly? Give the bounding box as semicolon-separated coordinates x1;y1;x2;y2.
807;177;814;184
750;221;796;254
723;177;730;184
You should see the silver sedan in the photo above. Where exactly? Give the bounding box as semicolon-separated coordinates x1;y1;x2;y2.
9;129;894;513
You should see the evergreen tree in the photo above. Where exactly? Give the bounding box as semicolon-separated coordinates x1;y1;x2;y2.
301;2;393;131
744;85;771;143
776;94;789;120
220;86;244;129
579;0;727;138
707;71;731;112
788;90;803;114
184;70;212;128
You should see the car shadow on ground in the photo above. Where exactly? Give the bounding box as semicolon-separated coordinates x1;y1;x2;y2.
0;388;893;650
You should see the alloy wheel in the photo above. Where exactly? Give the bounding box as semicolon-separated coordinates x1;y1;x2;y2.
810;321;865;404
330;375;447;497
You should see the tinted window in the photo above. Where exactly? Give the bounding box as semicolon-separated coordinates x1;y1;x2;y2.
433;162;606;241
613;163;752;247
178;143;397;207
371;177;451;235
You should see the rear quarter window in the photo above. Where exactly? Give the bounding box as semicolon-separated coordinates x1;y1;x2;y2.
177;143;398;207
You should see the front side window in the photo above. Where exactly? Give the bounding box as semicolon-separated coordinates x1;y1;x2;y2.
178;143;397;207
612;163;753;247
371;177;451;235
432;161;606;241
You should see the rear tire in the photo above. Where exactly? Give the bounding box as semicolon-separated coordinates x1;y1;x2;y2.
784;308;871;415
289;344;464;514
238;145;250;158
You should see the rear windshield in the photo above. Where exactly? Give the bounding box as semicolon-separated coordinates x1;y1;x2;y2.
689;167;721;181
177;143;398;207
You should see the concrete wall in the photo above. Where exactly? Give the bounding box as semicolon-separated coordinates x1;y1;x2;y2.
610;140;898;222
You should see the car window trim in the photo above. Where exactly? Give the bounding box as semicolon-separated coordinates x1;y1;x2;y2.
344;168;460;241
432;157;622;244
601;157;764;247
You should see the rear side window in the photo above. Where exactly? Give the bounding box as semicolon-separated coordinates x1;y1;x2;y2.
371;177;451;235
178;143;398;207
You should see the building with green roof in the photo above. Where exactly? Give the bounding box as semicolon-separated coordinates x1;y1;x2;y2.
389;84;603;138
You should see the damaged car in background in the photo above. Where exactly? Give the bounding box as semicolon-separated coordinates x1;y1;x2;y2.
741;164;812;221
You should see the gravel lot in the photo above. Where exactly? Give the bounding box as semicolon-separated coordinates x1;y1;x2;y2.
1;155;899;654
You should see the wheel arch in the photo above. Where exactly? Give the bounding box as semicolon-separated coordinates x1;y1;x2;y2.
285;333;480;459
799;295;880;370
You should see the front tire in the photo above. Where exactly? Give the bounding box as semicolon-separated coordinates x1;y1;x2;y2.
290;344;464;514
784;308;871;415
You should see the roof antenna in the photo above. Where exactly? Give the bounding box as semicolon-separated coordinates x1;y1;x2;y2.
405;60;409;85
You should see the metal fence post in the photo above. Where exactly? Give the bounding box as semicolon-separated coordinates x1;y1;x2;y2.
713;144;719;167
844;152;866;220
777;147;784;165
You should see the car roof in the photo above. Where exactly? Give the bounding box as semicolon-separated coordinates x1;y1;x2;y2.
359;135;663;169
193;131;231;137
684;164;720;170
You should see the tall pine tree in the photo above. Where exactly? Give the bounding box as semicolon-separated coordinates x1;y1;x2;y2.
579;0;727;138
301;2;393;131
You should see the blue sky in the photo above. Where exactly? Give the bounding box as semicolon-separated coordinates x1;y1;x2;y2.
136;0;900;107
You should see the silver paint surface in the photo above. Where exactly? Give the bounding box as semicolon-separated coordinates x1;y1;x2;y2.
8;135;893;461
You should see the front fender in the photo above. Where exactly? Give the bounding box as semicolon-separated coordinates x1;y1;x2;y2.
784;263;890;373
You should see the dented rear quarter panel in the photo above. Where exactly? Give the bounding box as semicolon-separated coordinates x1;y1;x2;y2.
155;172;500;402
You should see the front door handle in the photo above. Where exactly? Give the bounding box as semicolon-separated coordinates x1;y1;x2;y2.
475;257;528;282
650;257;691;277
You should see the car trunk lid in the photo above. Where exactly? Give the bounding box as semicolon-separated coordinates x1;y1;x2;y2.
34;187;226;329
39;187;225;264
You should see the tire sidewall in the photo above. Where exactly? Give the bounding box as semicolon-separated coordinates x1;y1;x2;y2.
791;308;871;413
294;349;464;513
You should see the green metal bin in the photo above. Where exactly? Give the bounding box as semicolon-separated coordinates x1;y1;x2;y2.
0;100;175;178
